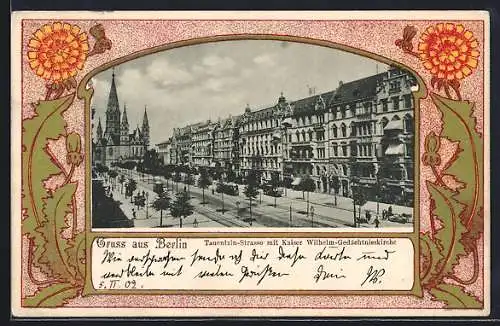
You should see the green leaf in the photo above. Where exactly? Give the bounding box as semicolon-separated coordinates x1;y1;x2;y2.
65;231;86;283
22;94;75;235
23;282;79;307
426;181;467;283
430;93;484;251
420;232;444;286
22;93;76;282
36;182;78;282
429;283;483;308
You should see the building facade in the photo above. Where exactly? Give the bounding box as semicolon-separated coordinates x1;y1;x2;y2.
213;116;240;179
191;120;215;168
156;137;173;165
158;66;415;206
239;95;290;183
172;125;192;166
93;72;150;167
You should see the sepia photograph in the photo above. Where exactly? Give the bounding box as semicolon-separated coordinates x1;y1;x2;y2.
90;40;417;230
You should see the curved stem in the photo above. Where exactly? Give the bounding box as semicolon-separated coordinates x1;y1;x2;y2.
62;164;75;186
430;164;445;186
447;245;479;285
404;49;420;58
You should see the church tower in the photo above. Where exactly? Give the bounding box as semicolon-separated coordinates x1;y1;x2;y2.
120;103;129;145
141;105;150;148
104;69;121;143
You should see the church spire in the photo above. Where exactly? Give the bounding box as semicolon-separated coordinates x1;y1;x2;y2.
104;68;121;142
122;103;128;125
141;105;150;147
96;117;103;138
107;68;119;113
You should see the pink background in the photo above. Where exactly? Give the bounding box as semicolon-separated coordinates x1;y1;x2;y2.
20;18;485;309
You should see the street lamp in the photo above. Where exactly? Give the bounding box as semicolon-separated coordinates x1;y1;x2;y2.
145;191;149;219
221;190;225;214
350;176;359;227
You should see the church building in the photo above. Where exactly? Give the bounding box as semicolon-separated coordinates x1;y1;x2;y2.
93;70;150;167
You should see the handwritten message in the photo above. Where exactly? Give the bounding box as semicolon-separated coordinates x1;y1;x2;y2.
91;237;414;291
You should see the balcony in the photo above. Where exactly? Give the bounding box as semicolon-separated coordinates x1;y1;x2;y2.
388;87;401;94
291;141;313;147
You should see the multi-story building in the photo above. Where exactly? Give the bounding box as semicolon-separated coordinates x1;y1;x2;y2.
285;90;334;192
158;66;415;206
191;120;215;168
239;94;291;183
212;116;241;179
156;137;173;165
172;125;192;165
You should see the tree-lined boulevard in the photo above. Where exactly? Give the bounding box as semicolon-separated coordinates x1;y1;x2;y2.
92;163;412;229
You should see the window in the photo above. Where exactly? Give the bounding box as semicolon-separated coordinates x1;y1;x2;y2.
350;124;356;136
350;144;357;157
296;131;300;142
404;94;412;108
392;96;400;110
301;130;306;142
389;80;401;93
342;145;347;156
333;144;338;156
341;106;346;118
404;115;414;133
405;143;412;157
288;134;292;142
382;99;388;112
341;124;347;137
333;125;338;138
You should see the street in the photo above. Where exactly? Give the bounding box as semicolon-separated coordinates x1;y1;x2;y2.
103;168;414;229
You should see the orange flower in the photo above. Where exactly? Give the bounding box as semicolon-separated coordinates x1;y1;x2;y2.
418;23;480;81
27;22;89;82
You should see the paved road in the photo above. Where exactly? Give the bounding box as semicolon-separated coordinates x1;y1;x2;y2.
118;168;411;229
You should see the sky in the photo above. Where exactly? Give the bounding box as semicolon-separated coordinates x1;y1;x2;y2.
91;40;388;146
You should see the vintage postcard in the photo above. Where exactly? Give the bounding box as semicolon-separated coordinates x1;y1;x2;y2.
11;11;490;317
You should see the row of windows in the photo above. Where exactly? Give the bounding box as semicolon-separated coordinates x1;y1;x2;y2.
241;119;281;132
242;144;280;156
242;158;280;169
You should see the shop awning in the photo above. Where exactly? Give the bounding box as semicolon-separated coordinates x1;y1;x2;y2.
385;119;404;130
385;143;405;155
291;177;302;186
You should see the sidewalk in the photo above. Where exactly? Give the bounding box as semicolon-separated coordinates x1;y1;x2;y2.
113;171;253;228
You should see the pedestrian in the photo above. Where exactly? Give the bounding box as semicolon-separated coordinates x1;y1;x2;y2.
388;205;393;217
366;210;371;222
310;205;315;218
132;208;136;219
374;217;380;228
193;218;198;228
382;209;387;220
